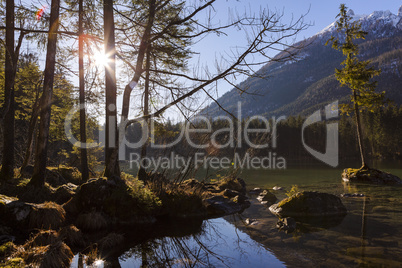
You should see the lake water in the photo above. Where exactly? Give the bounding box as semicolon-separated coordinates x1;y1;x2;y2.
72;161;402;267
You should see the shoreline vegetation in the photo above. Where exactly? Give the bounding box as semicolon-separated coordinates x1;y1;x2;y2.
0;168;251;267
1;164;400;267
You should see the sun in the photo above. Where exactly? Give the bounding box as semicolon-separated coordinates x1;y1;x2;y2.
91;49;110;67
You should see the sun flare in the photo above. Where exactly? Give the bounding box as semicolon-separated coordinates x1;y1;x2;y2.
92;49;110;67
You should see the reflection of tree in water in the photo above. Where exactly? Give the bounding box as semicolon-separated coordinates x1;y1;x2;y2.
120;220;236;267
75;217;272;267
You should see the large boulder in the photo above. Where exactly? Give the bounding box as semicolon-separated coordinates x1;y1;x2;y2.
66;178;161;226
342;168;402;185
269;191;347;218
0;195;33;228
0;196;66;231
74;178;116;211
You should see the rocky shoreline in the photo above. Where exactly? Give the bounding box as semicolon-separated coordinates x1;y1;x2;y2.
0;169;251;267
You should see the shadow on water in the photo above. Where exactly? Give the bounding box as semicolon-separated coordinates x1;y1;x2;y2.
72;217;285;268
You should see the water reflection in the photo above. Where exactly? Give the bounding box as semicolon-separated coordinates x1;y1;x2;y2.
71;164;402;267
71;218;285;268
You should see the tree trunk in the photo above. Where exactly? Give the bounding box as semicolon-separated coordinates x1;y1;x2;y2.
138;47;151;181
120;0;156;123
79;0;89;182
0;0;16;181
29;0;60;187
20;98;40;173
353;89;368;169
103;0;120;179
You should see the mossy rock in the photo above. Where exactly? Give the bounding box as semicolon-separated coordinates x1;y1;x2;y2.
342;167;402;185
20;241;74;268
72;178;161;223
75;178;115;211
217;178;246;194
269;191;347;218
103;181;161;220
29;202;66;230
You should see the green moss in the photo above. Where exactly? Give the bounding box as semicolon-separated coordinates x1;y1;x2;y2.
0;242;16;258
277;191;307;209
285;185;300;197
344;168;360;176
345;167;381;178
0;258;25;268
103;178;161;219
120;172;136;182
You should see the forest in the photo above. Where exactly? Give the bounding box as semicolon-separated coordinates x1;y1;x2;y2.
0;1;401;267
0;0;311;266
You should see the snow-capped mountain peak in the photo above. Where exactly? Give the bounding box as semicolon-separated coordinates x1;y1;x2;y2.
316;7;402;37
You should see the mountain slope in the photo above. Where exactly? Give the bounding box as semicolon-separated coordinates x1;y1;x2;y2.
202;7;402;118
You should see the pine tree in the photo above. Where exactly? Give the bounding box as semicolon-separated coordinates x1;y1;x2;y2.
0;0;16;180
78;0;89;182
326;4;385;168
30;0;61;187
103;0;120;179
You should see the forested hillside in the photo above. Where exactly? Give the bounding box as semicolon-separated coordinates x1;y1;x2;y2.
203;9;402;118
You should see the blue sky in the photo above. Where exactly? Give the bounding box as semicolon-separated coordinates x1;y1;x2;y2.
204;0;401;41
251;0;401;38
22;0;402;121
191;0;402;100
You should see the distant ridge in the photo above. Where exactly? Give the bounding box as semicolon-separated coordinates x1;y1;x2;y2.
202;7;402;118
